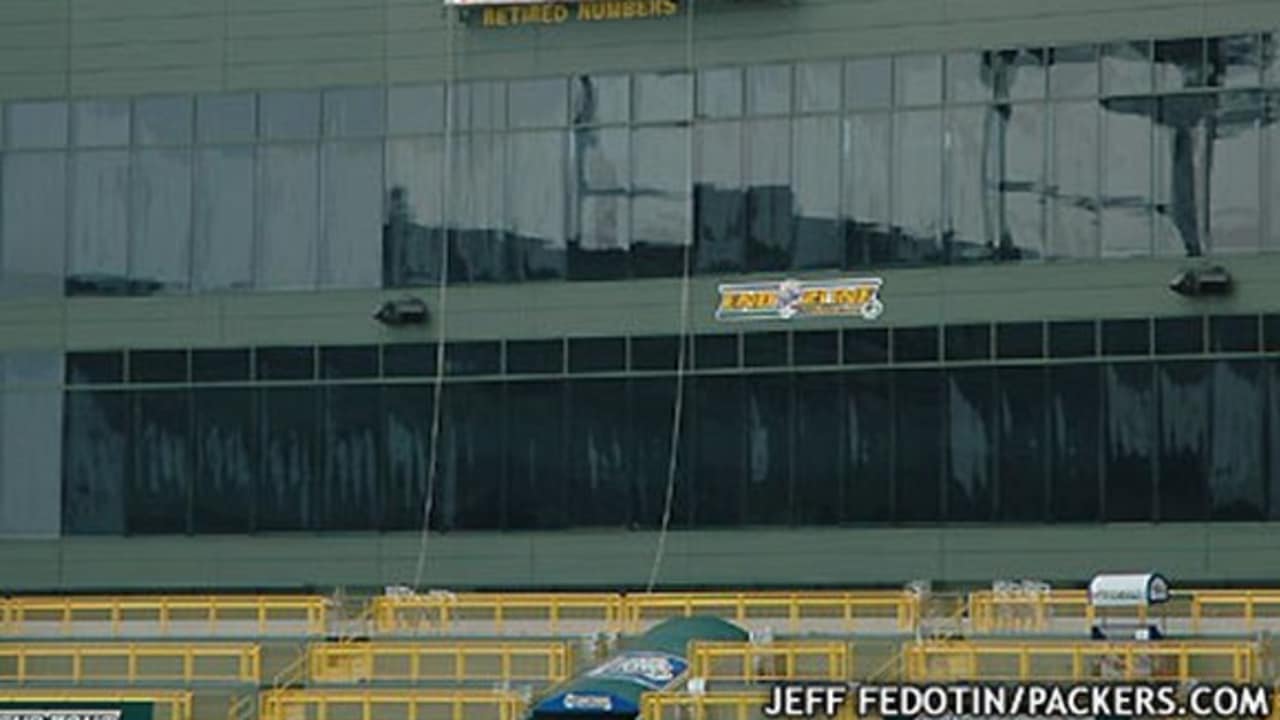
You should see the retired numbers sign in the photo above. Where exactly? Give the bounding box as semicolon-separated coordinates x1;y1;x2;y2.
716;278;885;322
446;0;680;27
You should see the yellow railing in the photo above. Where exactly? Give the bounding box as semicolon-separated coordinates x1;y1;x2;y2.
0;642;260;684
969;589;1280;634
642;690;858;720
0;690;192;720
258;689;526;720
0;595;328;636
903;641;1258;683
689;641;849;683
307;640;571;684
371;591;917;634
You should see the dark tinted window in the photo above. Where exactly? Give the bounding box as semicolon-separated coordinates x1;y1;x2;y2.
1049;321;1096;358
793;331;838;366
1104;362;1154;521
895;370;943;521
129;390;191;533
743;332;788;367
192;387;255;533
1048;365;1101;521
383;343;437;378
62;391;128;533
997;367;1047;522
444;341;500;376
1101;319;1150;356
1209;315;1259;352
1265;315;1280;352
1154;316;1203;355
997;322;1044;359
256;346;315;380
893;326;939;363
1157;362;1207;521
844;329;888;364
508;339;564;375
694;334;738;369
320;345;379;379
944;324;991;361
631;335;680;371
129;350;188;383
568;337;625;373
192;349;250;382
66;351;124;384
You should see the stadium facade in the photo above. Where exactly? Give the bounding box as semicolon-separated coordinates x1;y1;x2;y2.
1;0;1280;590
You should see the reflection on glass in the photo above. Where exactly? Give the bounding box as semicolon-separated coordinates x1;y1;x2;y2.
1050;101;1098;258
7;101;68;149
193;388;255;533
744;375;790;524
131;149;192;292
634;72;690;123
130;391;191;533
1003;103;1046;259
797;61;840;112
947;52;991;104
846;57;892;109
194;147;254;290
946;105;993;259
844;113;892;266
257;145;320;289
509;78;568;129
69;150;130;293
895;55;943;107
694;122;744;273
62;391;127;534
745;119;791;271
573;127;630;279
947;368;994;521
1212;35;1262;88
387;85;444;135
197;93;255;143
631;125;690;276
698;67;743;119
1158;362;1208;521
894;109;943;263
1208;91;1262;253
1209;361;1265;520
384;136;445;287
747;64;791;116
507;131;567;280
1;152;67;298
73;100;130;148
260;90;321;140
259;387;316;531
323;87;385;138
1048;45;1098;98
1104;363;1154;521
1102;40;1152;95
568;380;630;527
573;75;629;125
1153;94;1208;257
1049;365;1101;521
998;367;1046;521
1101;98;1153;257
320;386;381;530
1155;38;1205;91
693;376;744;526
322;141;383;288
791;115;841;269
448;133;507;283
134;96;193;146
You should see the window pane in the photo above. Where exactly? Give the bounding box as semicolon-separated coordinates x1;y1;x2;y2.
509;78;567;129
844;113;892;266
1048;364;1101;521
996;322;1044;359
319;386;380;530
1101;98;1153;257
193;388;255;533
744;331;787;367
439;383;503;530
260;90;320;140
197;93;255;143
69;150;130;293
1048;45;1098;99
130;350;188;383
795;373;842;524
256;346;314;381
7;101;67;149
634;72;690;123
945;105;993;261
259;387;317;530
193;147;254;291
445;341;500;375
1;152;67;298
794;330;837;366
744;375;790;525
320;345;378;379
448;133;507;283
321;141;382;288
323;87;385;138
1270;92;1280;252
508;131;567;280
1104;362;1155;521
1154;316;1203;355
1157;361;1208;521
451;81;506;132
747;64;791;115
1049;320;1095;358
1102;318;1150;356
846;371;892;522
66;352;123;385
506;382;565;530
846;57;892;109
1210;315;1259;352
192;349;250;382
998;367;1046;521
632;378;690;528
572;127;630;280
385;137;445;288
73;100;130;147
572;75;628;125
135;95;193;146
792;115;842;269
62;391;128;534
894;326;939;362
1154;95;1211;257
694;334;737;369
568;380;630;528
388;84;444;135
896;370;943;521
947;52;989;104
1003;48;1048;101
1208;91;1262;253
382;384;431;531
131;149;192;292
631;335;679;371
895;55;943;107
129;391;191;533
1003;103;1046;259
745;119;791;271
1102;40;1152;95
895;110;943;263
945;324;990;361
693;376;743;526
947;368;995;522
844;328;888;364
631;126;690;277
698;67;742;119
257;145;320;289
382;343;437;378
797;61;840;112
694;122;743;274
1155;38;1205;91
1213;35;1262;89
1050;101;1099;258
568;337;623;373
1209;360;1265;520
508;339;563;375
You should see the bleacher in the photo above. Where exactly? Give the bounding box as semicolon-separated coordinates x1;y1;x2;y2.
2;587;1279;719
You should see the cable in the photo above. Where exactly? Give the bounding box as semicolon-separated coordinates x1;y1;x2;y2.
413;3;458;591
645;0;697;594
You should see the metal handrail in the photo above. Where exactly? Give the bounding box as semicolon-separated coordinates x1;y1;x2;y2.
1;595;328;637
257;688;526;720
0;642;260;684
306;640;572;683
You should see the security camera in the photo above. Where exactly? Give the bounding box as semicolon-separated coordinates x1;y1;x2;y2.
373;297;429;326
1169;266;1232;297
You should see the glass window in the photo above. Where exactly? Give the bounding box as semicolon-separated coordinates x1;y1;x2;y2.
129;350;188;383
1;151;67;298
630;126;690;277
1049;320;1095;358
321;141;383;288
129;390;192;533
947;52;991;104
1102;40;1153;95
997;367;1047;521
572;75;628;125
895;55;943;107
697;67;742;119
1050;101;1099;258
1267;315;1280;352
632;377;690;528
568;380;630;527
1104;362;1155;521
385;136;445;288
447;133;507;284
894;109;944;262
323;87;385;138
256;346;314;380
444;341;500;375
508;339;563;375
66;351;124;385
1210;315;1259;352
320;345;379;379
1154;316;1203;355
134;95;193;146
7;101;67;149
387;84;444;134
1048;45;1098;99
197;93;255;142
260;90;321;140
996;322;1044;359
846;57;892;109
68;150;130;293
192;349;250;382
131;149;193;293
747;64;791;115
945;324;991;361
745;119;792;271
257;145;320;289
440;383;503;529
382;343;437;378
507;131;567;280
846;371;892;521
573;127;631;280
631;335;679;371
693;376;744;526
1049;364;1101;521
694;333;737;369
693;122;744;274
1213;35;1262;88
894;326;939;362
568;337;624;373
795;373;842;524
509;78;567;129
1269;92;1280;253
1154;94;1211;257
1002;48;1048;101
381;383;431;531
844;113;892;266
947;368;995;522
792;115;842;269
945;105;992;261
258;387;318;530
73;100;130;147
62;391;128;534
797;61;841;112
744;331;788;367
793;330;837;366
896;370;943;521
506;381;566;530
634;72;691;123
1003;103;1047;259
1157;361;1209;521
744;375;791;525
193;387;255;532
1208;91;1262;254
1155;38;1206;91
844;328;888;364
1102;318;1150;356
319;385;381;530
452;81;506;132
1208;360;1266;520
193;147;254;291
1101;98;1153;257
